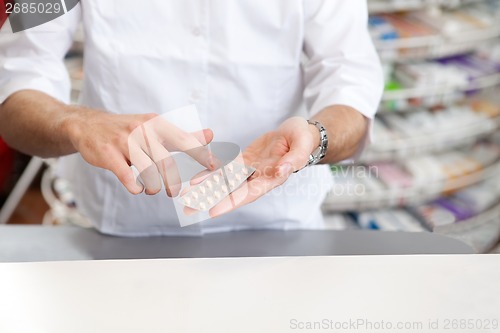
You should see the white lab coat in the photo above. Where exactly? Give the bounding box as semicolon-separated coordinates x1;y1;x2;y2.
0;0;383;236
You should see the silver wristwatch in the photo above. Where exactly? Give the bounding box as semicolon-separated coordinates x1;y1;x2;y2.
295;120;329;172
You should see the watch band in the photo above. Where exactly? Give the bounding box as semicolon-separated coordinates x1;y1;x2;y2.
307;120;328;166
294;120;329;173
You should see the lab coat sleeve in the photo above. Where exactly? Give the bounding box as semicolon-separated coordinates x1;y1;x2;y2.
302;0;384;161
0;6;81;105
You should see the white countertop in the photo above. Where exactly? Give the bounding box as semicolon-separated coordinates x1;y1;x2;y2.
1;255;499;333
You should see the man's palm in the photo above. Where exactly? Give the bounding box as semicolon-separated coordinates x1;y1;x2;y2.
209;117;314;217
245;132;290;177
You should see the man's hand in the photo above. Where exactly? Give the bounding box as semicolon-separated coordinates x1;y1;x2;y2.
208;106;369;218
209;116;318;217
65;108;215;196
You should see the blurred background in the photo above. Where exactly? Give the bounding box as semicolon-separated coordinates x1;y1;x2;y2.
1;0;500;253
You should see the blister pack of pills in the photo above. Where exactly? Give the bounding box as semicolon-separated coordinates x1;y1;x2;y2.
180;162;256;211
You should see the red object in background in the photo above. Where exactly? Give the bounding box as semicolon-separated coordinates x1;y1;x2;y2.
0;0;15;30
0;138;15;191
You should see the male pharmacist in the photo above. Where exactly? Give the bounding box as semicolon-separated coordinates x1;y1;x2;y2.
0;1;383;236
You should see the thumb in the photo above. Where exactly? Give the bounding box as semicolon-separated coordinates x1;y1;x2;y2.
276;137;312;175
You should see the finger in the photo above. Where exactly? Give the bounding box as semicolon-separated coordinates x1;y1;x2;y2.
142;139;182;197
208;179;261;218
129;142;162;195
150;119;213;147
183;205;199;216
159;126;216;170
191;128;214;145
157;156;181;197
105;151;144;195
176;134;217;170
190;169;218;186
276;135;312;174
140;165;163;195
129;123;182;196
208;170;290;218
140;116;216;170
128;127;164;195
191;128;218;168
186;145;218;171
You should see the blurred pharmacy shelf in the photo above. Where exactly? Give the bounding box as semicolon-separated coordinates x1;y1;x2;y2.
65;57;83;104
368;0;485;14
323;0;500;253
375;27;500;62
69;24;84;54
370;1;500;61
362;113;500;162
369;1;437;14
336;199;500;253
324;160;500;212
379;46;500;111
380;73;500;112
324;177;500;253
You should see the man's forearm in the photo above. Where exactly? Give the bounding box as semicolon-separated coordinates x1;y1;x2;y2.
0;90;78;158
309;105;369;164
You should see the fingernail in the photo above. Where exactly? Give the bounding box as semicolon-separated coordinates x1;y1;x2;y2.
145;188;161;195
210;155;221;170
208;153;215;170
277;163;294;177
135;184;145;194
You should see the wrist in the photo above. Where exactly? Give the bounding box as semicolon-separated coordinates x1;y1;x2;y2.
308;120;321;153
304;119;329;168
59;106;87;152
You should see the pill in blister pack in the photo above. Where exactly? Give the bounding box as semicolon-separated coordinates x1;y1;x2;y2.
180;162;256;212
